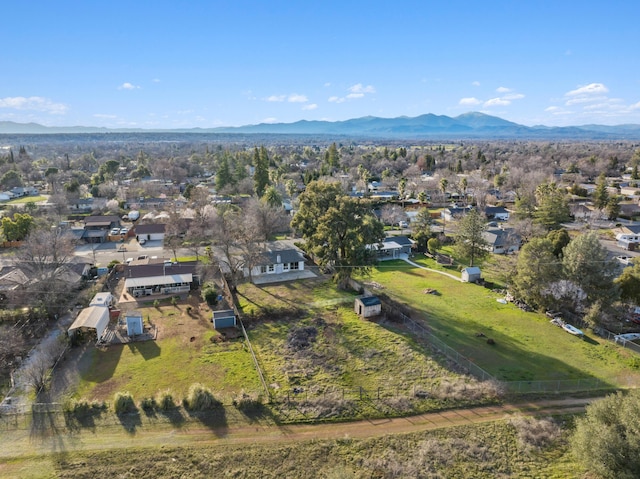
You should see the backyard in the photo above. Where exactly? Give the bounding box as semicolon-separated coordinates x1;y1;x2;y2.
360;260;640;386
67;294;262;404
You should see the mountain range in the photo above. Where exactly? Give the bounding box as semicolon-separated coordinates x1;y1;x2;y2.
2;112;640;139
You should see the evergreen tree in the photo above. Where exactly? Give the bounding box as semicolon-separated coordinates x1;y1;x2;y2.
593;173;609;209
511;237;560;309
534;182;570;230
411;208;432;251
215;154;234;191
253;146;270;198
453;209;488;267
562;231;618;307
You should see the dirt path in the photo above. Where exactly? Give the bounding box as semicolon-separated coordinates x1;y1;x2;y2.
402;258;463;282
0;396;597;459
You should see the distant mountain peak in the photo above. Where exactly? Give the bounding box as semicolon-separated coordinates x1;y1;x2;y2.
1;114;639;139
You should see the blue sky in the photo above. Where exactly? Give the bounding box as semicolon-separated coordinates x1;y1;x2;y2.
1;0;639;128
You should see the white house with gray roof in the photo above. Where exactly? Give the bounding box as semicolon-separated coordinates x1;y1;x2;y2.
246;248;306;279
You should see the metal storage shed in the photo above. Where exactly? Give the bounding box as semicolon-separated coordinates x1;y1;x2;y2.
212;309;237;329
68;306;110;340
461;267;482;283
125;312;144;336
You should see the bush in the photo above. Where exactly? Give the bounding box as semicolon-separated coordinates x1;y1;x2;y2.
140;397;157;411
183;383;221;411
202;283;218;307
157;390;177;411
113;391;137;414
509;416;561;451
233;392;263;412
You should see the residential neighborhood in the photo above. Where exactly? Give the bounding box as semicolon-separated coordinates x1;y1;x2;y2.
1;137;640;478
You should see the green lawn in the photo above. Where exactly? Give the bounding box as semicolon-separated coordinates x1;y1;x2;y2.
6;195;47;204
361;261;640;386
73;305;262;403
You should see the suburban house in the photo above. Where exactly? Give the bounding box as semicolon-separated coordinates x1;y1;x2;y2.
441;206;472;222
571;203;593;220
68;305;110;341
123;261;197;297
10;186;39;197
484;206;510;221
246;248;306;279
461;267;482;283
615;224;640;250
372;236;415;260
82;215;121;243
0;266;29;293
354;296;382;318
134;223;166;243
620;185;640;198
482;227;521;254
212;309;237;329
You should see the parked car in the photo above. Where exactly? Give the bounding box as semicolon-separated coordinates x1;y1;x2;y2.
120;227;129;235
110;228;121;235
139;237;146;244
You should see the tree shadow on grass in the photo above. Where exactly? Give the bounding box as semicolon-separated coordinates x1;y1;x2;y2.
63;407;105;432
158;407;186;427
234;402;277;424
185;407;228;436
117;410;142;435
127;340;161;361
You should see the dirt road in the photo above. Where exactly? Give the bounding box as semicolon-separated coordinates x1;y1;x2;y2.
0;396;596;459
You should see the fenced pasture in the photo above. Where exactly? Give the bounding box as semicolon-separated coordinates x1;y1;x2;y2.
363;261;640;387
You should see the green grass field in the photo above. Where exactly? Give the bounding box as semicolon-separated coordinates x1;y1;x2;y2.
6;195;47;204
362;261;640;386
72;303;262;403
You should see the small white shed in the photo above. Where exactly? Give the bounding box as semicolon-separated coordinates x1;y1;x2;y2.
355;296;382;318
90;292;114;308
461;267;482;283
125;312;144;336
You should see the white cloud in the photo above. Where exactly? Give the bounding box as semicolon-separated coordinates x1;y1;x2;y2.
346;93;365;99
328;96;345;104
459;97;482;106
0;96;68;114
631;101;640;110
484;98;511;107
152;78;161;83
324;82;331;87
93;113;117;119
565;95;608;106
496;86;511;93
545;106;559;112
288;94;308;103
503;93;525;100
565;83;608;97
266;95;286;102
302;103;318;111
471;81;480;87
262;117;278;124
118;82;140;90
348;83;376;94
